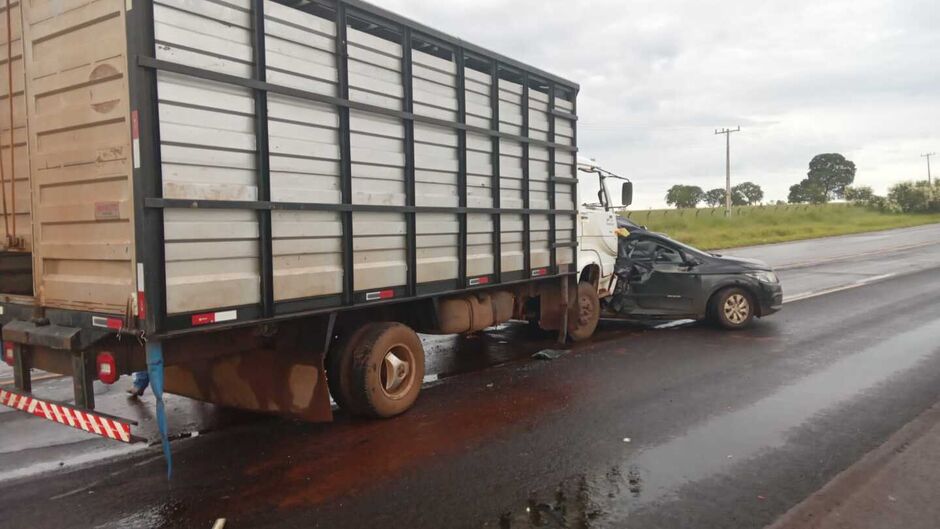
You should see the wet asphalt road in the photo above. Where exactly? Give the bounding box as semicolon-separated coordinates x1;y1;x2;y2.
2;224;940;529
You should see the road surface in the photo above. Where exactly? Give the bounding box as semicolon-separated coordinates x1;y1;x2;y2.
2;223;940;528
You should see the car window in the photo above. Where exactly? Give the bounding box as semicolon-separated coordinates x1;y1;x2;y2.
654;244;683;264
626;238;683;264
627;239;658;260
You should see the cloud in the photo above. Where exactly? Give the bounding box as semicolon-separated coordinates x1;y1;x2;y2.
376;0;940;207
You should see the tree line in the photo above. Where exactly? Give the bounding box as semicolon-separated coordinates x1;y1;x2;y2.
665;182;764;209
663;152;937;213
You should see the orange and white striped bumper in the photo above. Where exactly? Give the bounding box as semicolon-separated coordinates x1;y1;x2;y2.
0;387;139;443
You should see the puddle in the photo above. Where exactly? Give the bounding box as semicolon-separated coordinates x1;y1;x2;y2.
500;316;940;527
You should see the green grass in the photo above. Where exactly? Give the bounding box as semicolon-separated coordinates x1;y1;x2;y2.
622;203;940;250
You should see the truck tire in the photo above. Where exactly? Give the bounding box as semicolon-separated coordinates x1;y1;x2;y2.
349;322;426;418
326;325;371;416
567;282;600;342
710;287;755;330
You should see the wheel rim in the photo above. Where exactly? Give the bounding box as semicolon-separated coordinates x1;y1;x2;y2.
723;294;750;324
381;344;415;399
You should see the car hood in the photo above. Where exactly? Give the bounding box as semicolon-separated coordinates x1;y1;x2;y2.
702;254;773;272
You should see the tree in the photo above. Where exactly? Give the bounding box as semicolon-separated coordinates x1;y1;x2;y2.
844;185;874;203
788;153;856;204
732;182;764;205
807;153;856;201
704;188;726;207
665;185;704;209
788;178;827;204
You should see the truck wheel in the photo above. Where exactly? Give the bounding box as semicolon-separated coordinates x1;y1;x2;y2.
350;322;425;418
710;287;755;330
327;326;370;416
567;282;600;342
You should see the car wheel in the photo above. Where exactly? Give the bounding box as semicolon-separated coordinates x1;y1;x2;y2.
710;287;755;330
568;281;601;341
349;322;425;418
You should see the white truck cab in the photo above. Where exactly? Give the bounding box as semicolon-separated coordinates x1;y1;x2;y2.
576;157;633;297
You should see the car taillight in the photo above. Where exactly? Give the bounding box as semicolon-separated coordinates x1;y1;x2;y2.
2;342;14;366
96;352;118;385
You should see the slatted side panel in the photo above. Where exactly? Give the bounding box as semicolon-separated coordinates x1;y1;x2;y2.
528;143;551;269
0;0;29;253
22;0;134;313
464;65;494;278
412;48;458;285
347;26;405;291
154;0;260;314
555;90;576;267
265;1;342;301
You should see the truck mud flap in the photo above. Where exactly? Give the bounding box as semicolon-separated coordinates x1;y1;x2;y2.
0;386;142;444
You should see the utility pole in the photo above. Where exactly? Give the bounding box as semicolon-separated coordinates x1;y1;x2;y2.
922;152;935;186
715;127;740;216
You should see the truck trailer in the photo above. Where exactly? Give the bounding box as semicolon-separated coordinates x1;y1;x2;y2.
0;0;635;443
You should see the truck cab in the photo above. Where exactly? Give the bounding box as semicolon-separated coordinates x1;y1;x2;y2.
576;158;633;298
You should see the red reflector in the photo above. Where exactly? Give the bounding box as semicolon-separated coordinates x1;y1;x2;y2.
107;318;123;330
96;353;118;385
137;291;146;320
2;342;13;366
192;313;215;326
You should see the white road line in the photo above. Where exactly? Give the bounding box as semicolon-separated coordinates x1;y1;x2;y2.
783;273;895;304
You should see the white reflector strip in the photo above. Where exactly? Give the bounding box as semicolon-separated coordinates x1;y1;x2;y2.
0;389;135;443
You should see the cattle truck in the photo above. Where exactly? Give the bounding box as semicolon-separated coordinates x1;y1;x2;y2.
0;0;633;444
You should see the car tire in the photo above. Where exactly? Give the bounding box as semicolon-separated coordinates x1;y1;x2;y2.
349;322;425;419
710;287;755;330
568;281;601;341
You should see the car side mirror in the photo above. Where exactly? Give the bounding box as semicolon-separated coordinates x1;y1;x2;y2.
621;182;633;207
683;256;702;267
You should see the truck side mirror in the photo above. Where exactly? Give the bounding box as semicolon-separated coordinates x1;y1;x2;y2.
621;182;633;207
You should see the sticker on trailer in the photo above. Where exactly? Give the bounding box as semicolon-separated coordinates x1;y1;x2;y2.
131;110;141;169
92;316;124;330
191;310;238;326
0;389;137;443
468;276;491;286
365;290;395;301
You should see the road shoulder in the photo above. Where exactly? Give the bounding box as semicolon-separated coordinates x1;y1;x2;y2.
767;400;940;529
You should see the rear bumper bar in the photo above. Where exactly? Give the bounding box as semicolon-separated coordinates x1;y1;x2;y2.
0;386;142;443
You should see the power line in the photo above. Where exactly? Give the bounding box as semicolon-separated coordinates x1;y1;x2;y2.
715;127;741;216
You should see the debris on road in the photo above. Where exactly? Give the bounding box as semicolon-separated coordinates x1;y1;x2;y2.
532;349;568;360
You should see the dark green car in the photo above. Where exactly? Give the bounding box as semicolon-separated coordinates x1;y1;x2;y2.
605;229;783;329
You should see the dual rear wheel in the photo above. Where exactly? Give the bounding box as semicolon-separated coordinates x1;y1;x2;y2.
328;322;425;418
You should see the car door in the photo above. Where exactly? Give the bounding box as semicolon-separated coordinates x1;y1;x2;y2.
623;237;701;315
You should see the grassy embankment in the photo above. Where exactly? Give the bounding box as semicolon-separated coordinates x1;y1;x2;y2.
622;203;940;250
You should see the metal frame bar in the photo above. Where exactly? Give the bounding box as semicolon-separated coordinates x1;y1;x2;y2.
252;0;275;317
490;59;502;283
12;343;31;393
402;28;417;296
547;80;557;274
143;197;575;216
521;70;531;274
336;2;355;304
455;47;468;286
129;0;167;335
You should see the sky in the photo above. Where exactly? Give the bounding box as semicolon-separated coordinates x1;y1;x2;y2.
376;0;940;208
